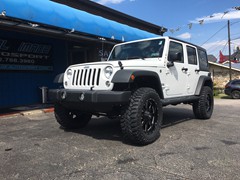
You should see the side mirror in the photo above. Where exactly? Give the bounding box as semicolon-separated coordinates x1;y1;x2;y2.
167;52;182;68
167;61;174;68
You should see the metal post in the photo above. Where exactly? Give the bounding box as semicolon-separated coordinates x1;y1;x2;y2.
40;86;48;104
228;20;232;81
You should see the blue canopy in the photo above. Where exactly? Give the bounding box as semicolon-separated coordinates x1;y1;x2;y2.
0;0;158;41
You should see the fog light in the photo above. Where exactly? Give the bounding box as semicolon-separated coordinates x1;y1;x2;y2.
79;93;85;101
106;81;111;87
61;91;67;99
64;81;68;86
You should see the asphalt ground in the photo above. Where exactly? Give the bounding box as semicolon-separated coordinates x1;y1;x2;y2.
0;98;240;180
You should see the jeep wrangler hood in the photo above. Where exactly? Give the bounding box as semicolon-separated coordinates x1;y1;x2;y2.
69;58;164;69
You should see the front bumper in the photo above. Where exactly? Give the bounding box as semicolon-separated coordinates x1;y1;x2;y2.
48;89;131;113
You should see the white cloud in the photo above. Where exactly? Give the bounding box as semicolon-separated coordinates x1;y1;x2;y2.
192;9;240;24
202;39;240;57
202;40;227;52
177;32;191;39
94;0;125;5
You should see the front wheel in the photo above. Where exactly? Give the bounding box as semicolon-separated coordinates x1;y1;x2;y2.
193;86;214;119
121;88;162;145
54;103;92;129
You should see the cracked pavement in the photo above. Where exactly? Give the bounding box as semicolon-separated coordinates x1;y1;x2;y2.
0;98;240;180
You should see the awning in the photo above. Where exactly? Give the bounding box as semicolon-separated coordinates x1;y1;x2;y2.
0;0;158;42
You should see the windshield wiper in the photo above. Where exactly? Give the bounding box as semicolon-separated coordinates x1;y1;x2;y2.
128;56;145;60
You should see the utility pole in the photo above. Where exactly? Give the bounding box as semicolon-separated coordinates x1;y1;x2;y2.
228;20;232;81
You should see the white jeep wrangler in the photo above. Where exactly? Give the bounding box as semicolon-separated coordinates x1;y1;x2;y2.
49;36;214;145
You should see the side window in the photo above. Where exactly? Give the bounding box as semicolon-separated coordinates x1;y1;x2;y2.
187;46;197;65
168;41;184;63
232;81;240;85
198;49;209;71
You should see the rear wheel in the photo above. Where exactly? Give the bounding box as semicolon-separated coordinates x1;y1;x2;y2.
54;103;92;129
193;86;214;119
231;90;240;99
121;88;162;145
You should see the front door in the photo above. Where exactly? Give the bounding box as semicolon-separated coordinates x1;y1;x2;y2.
164;40;188;97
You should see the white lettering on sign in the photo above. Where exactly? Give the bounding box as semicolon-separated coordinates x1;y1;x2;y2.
99;50;110;58
18;42;51;54
0;38;53;71
0;52;49;60
0;39;9;50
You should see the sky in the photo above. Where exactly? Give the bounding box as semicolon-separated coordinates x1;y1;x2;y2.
91;0;240;60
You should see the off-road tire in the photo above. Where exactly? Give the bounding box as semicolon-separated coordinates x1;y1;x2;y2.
54;103;92;129
193;86;214;119
231;90;240;99
121;87;162;145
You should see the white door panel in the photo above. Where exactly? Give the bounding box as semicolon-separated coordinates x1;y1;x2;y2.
163;62;188;97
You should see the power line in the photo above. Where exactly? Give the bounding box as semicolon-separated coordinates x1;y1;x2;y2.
207;41;227;54
231;37;240;41
201;20;240;52
221;41;228;53
200;24;227;46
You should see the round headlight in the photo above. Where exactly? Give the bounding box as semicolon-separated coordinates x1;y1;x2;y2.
66;69;72;79
104;66;113;79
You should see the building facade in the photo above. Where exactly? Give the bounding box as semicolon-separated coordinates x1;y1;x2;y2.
0;0;166;108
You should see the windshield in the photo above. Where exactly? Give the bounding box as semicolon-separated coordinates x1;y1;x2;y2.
108;39;165;61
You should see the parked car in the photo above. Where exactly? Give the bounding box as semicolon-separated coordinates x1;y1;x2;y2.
224;79;240;99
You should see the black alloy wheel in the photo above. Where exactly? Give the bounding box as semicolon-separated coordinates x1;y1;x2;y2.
121;87;162;145
54;103;92;129
193;86;214;119
142;99;158;134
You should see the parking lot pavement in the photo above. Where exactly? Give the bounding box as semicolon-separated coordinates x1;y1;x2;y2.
0;98;240;180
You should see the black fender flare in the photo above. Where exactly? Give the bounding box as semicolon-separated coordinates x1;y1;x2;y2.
54;73;64;83
195;75;213;95
111;69;164;98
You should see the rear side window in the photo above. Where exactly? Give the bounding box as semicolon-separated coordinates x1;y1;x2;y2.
187;46;197;65
198;49;209;71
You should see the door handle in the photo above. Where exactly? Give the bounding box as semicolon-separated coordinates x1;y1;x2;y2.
195;69;200;73
182;67;188;71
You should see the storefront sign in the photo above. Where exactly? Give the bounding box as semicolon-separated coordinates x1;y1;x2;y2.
98;49;110;61
0;38;53;71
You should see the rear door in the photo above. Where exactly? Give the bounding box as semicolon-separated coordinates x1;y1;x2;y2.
185;45;200;94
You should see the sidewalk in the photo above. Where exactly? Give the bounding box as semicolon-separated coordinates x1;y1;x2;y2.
0;104;54;117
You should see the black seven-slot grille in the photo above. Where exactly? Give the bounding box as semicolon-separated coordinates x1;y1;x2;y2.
72;68;101;86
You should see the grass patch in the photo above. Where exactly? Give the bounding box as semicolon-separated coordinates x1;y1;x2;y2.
214;93;231;99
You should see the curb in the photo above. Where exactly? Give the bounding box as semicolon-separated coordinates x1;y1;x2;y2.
21;110;46;116
0;112;20;118
0;107;54;118
43;107;54;113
